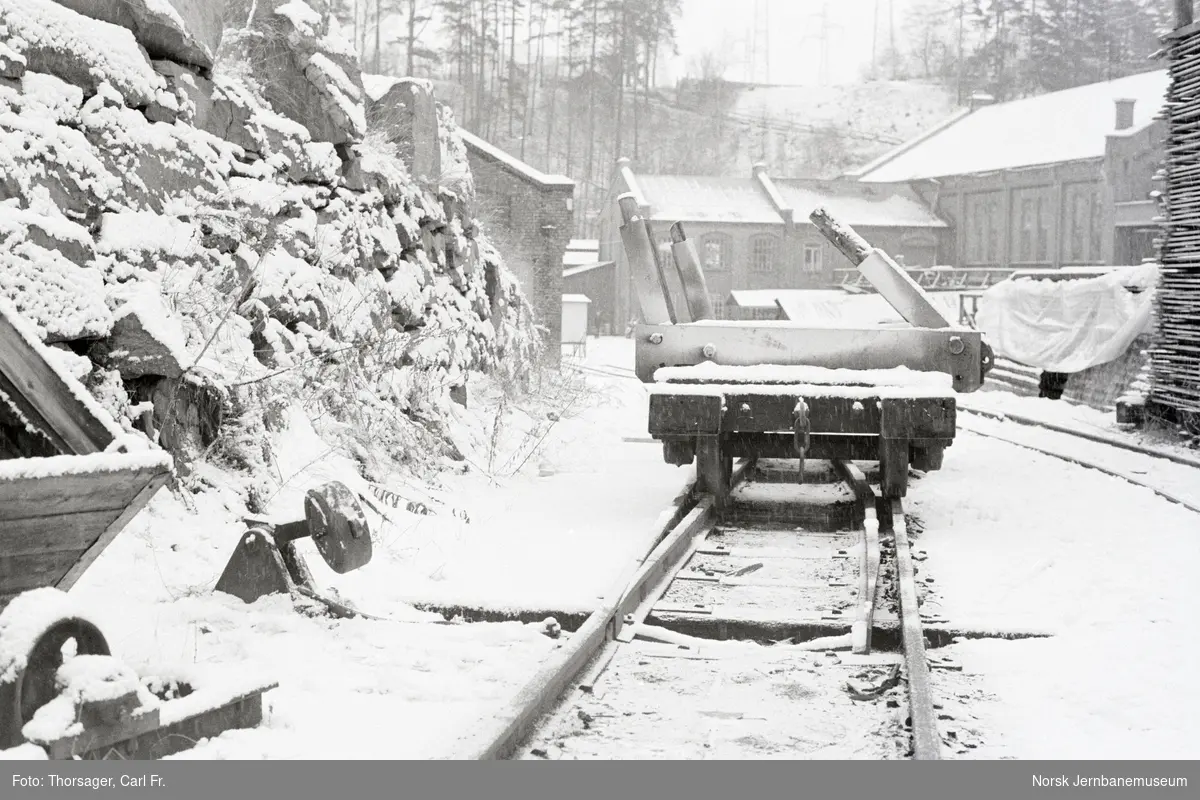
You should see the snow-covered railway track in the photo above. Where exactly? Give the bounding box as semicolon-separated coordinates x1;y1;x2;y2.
957;418;1200;516
464;458;942;760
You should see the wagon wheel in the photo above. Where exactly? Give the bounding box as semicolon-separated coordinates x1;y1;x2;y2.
15;619;110;729
696;436;731;512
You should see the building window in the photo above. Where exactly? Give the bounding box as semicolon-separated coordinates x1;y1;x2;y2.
802;243;823;273
1036;194;1051;262
700;234;732;272
1062;182;1102;263
709;293;727;319
1010;187;1052;264
964;191;1003;265
750;234;779;273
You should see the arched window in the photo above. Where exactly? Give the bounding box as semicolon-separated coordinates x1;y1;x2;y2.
699;234;733;272
750;234;779;273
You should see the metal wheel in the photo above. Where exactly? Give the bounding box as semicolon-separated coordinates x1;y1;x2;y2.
15;618;110;728
696;436;730;511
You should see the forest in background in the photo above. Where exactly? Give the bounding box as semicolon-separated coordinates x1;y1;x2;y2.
322;0;1173;235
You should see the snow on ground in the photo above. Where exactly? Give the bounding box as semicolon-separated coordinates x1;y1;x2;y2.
27;335;1200;759
911;419;1200;759
592;336;1200;759
962;389;1200;464
65;338;690;758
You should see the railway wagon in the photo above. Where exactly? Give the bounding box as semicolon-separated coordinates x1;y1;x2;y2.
616;196;992;507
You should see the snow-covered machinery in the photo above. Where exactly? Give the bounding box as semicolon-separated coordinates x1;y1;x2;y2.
215;480;374;615
619;196;993;506
0;301;276;759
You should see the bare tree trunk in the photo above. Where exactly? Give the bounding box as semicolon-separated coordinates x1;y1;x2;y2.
406;0;417;75
508;1;517;138
374;0;382;72
565;12;575;175
614;2;626;160
585;0;598;198
546;9;561;172
521;1;535;159
472;0;482;133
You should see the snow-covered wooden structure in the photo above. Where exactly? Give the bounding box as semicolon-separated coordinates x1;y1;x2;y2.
0;301;275;759
1151;1;1200;423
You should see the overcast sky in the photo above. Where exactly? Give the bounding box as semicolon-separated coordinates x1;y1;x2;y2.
666;0;919;86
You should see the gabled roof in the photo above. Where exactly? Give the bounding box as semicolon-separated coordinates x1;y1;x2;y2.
632;174;944;228
855;70;1169;183
635;175;782;224
773;179;946;228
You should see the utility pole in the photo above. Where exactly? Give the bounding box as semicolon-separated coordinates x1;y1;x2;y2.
802;0;839;86
746;0;771;84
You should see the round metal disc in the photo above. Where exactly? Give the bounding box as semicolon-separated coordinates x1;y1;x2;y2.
17;618;110;727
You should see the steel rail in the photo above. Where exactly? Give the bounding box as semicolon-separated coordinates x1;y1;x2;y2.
958;421;1200;516
958;404;1200;470
890;498;941;760
461;460;754;760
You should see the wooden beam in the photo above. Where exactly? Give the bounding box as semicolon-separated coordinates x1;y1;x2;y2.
57;471;171;592
0;306;115;454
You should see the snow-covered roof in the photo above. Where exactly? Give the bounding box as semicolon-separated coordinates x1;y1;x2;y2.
856;70;1169;183
774;180;946;228
632;175;944;228
562;294;592;303
458;129;575;188
567;239;599;251
564;251;600;267
635;175;782;224
563;261;614;278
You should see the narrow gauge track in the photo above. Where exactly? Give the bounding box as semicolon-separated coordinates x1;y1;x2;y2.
956;414;1200;516
461;457;943;760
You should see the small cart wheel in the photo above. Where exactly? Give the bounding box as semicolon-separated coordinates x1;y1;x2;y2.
15;618;110;729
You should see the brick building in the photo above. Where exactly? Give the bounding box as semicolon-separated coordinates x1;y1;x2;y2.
596;160;947;325
850;70;1168;272
460;130;575;364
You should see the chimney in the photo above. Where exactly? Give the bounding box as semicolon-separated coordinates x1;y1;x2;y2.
968;92;995;111
1115;98;1136;131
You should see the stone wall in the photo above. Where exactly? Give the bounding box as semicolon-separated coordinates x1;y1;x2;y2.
460;131;574;366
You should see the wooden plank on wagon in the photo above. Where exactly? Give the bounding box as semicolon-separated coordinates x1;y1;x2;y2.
0;550;84;593
58;470;171;591
0;462;163;521
0;509;126;557
0;305;116;454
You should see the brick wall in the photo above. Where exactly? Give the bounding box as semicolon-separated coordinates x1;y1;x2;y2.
463;138;575;365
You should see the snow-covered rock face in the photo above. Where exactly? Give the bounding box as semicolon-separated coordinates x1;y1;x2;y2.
53;0;227;74
0;0;538;480
223;0;366;147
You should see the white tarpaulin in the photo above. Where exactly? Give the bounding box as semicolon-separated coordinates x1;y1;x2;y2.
975;263;1158;373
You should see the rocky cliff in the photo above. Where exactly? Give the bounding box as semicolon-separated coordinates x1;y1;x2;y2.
0;0;539;506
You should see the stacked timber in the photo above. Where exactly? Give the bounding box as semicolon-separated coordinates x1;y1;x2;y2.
1155;21;1200;416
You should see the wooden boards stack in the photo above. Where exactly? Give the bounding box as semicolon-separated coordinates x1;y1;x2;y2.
1155;24;1200;416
